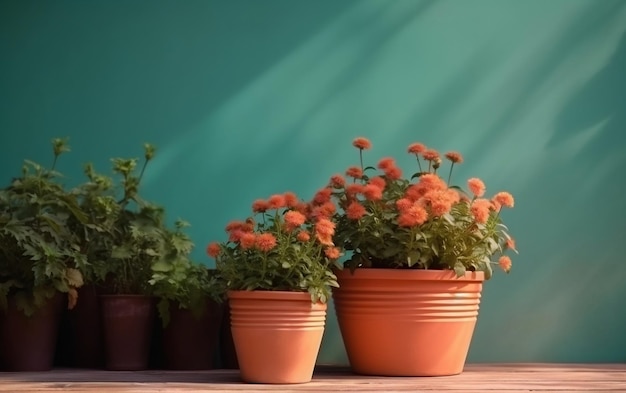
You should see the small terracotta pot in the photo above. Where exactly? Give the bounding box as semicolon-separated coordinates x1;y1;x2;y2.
0;293;63;371
333;269;484;377
228;290;326;384
100;295;154;371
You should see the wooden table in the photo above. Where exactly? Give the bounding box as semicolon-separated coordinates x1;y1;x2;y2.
0;364;625;392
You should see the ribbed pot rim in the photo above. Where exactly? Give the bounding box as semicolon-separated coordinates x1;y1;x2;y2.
227;290;319;302
334;268;484;282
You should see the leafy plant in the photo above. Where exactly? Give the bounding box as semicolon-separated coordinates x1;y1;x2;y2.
0;138;87;316
328;137;517;279
102;143;173;295
207;192;342;303
150;220;225;327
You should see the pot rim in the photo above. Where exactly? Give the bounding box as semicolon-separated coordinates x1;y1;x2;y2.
334;267;484;282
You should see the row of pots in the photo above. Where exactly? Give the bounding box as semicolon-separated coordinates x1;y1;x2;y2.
0;286;237;372
1;269;484;384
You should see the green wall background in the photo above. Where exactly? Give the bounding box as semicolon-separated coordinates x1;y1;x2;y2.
1;0;625;364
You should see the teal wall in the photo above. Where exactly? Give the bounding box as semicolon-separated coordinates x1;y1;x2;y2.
1;0;625;363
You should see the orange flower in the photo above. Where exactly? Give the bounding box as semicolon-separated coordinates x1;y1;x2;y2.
345;183;364;196
284;210;306;230
297;231;311;242
423;189;453;217
324;247;342;259
419;173;448;191
377;157;395;171
252;199;270;213
467;178;486;198
206;242;221;258
398;204;428;227
384;166;403;180
444;151;463;163
346;201;367;220
240;232;257;249
346;166;363;179
363;184;383;201
498;255;512;273
329;174;346;188
395;198;412;212
315;218;336;246
313;188;332;204
368;176;386;189
294;202;311;216
352;137;372;150
310;202;335;219
470;198;491;224
255;233;277;252
283;192;299;207
268;194;286;209
225;220;249;233
422;149;440;161
407;143;426;154
228;229;245;242
493;191;514;208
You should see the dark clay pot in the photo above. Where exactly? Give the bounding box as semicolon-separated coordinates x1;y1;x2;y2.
0;293;63;371
66;285;104;368
219;302;239;369
161;299;222;370
100;295;154;371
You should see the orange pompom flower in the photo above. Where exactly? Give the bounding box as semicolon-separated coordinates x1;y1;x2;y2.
255;233;277;252
444;151;463;163
407;143;427;154
206;242;221;258
352;137;372;150
467;178;486;198
498;256;512;273
346;201;367;220
493;191;514;208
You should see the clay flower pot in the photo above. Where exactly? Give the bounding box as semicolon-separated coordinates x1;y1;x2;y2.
228;290;327;384
333;268;484;376
100;295;154;371
0;293;63;371
161;299;223;370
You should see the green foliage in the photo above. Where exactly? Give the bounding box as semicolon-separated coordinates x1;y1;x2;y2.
208;193;341;304
0;138;86;316
149;219;225;327
331;138;517;278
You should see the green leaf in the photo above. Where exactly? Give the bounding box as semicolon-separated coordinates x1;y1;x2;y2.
453;262;466;277
152;261;172;272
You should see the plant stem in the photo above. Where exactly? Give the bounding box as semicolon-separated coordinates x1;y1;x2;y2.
447;163;455;185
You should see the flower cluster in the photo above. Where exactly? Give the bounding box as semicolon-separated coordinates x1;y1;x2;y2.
328;137;517;278
207;192;341;303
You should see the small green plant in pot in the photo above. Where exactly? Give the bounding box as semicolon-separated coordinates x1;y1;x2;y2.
149;221;225;369
206;191;341;383
97;143;170;371
0;138;87;371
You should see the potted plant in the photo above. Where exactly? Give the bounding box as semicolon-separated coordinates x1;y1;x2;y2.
60;162;121;368
328;137;517;377
207;191;341;384
97;143;169;371
0;138;87;371
149;220;225;370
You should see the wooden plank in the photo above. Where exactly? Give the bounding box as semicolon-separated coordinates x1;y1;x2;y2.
0;364;625;392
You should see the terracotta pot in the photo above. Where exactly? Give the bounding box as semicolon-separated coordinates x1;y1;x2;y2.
161;299;222;370
333;269;484;376
0;293;63;371
228;290;326;384
66;285;104;368
100;295;154;371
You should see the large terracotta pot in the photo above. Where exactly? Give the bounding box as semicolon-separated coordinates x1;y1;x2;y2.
0;293;63;371
161;299;223;370
100;295;154;371
228;290;326;384
333;268;484;377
